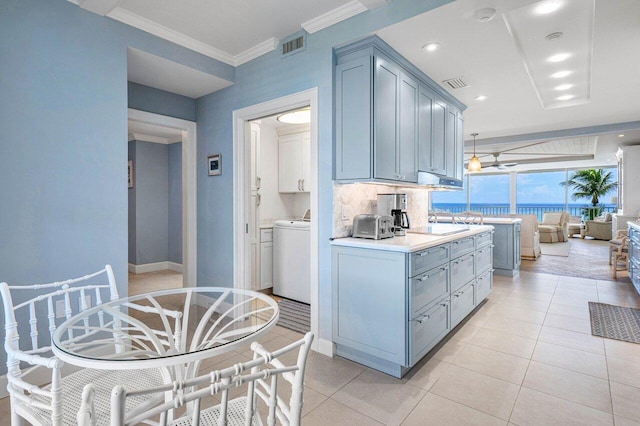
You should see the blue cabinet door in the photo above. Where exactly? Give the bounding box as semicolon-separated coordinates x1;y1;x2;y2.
432;97;447;175
332;246;407;365
374;56;399;181
493;224;514;270
399;71;418;183
418;84;435;173
335;57;372;180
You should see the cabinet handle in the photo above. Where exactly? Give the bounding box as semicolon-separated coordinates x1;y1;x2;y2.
453;260;460;265
441;266;447;271
478;249;484;253
440;301;449;307
256;176;261;189
418;251;428;257
301;179;305;191
441;246;447;251
256;193;261;206
417;314;430;324
419;275;430;281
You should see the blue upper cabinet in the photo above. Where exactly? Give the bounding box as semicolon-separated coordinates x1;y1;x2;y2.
334;36;465;184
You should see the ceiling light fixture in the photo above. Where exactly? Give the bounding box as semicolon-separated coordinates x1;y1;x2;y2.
473;8;496;22
535;0;562;15
551;70;572;78
554;84;573;91
547;53;570;63
618;134;625;138
474;95;488;101
276;108;310;124
422;42;440;52
468;133;482;173
556;94;574;101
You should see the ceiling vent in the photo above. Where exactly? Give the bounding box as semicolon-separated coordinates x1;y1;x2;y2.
281;35;305;57
442;77;471;89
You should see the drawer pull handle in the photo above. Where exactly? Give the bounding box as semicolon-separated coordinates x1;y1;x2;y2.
441;266;447;271
440;301;449;307
441;246;447;251
418;252;428;257
417;315;430;324
420;275;430;281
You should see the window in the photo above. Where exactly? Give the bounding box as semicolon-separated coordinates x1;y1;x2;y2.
469;173;510;215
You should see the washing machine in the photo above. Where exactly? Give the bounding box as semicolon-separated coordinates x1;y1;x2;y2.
273;219;310;304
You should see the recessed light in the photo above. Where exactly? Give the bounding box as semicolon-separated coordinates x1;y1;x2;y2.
551;70;572;78
554;84;573;91
547;53;570;63
423;42;440;52
618;134;625;138
535;0;562;15
474;95;488;101
556;94;574;101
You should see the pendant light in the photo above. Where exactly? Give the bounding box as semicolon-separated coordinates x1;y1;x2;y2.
468;133;482;172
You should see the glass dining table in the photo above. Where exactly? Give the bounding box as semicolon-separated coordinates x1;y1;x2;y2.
51;287;279;380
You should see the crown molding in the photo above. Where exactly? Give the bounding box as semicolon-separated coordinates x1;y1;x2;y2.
235;38;279;66
107;8;236;66
129;132;179;144
301;0;367;34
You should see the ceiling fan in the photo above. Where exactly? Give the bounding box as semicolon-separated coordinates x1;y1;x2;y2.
485;153;518;170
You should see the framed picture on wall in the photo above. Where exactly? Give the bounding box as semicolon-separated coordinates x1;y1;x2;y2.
128;160;134;188
208;154;221;176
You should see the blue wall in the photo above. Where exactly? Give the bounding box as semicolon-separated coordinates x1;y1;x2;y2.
0;0;230;375
196;0;453;343
128;141;182;265
168;143;183;264
128;82;196;122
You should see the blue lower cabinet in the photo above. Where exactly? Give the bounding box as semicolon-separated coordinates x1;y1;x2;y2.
451;281;475;327
410;297;450;365
475;244;493;276
331;230;493;378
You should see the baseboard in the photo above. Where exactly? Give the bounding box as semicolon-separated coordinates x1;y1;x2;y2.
317;338;335;357
128;262;183;274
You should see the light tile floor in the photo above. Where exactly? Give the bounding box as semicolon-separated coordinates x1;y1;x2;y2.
2;271;639;425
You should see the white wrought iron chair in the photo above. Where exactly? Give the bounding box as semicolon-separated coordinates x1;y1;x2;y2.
453;211;484;225
107;332;314;426
1;265;164;426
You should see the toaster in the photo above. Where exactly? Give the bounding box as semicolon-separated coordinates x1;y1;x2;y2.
352;214;395;240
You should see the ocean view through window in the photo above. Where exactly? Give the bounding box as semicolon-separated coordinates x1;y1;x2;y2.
431;167;618;221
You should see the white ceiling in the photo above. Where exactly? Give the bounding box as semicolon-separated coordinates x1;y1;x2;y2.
377;0;640;170
128;120;183;143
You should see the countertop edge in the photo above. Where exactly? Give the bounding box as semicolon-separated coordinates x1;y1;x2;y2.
330;225;494;253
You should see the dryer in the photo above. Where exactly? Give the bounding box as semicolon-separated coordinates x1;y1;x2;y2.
273;220;310;304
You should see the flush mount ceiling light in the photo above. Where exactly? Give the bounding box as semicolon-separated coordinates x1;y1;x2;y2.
554;84;573;91
474;95;488;101
468;133;482;173
422;42;440;52
473;8;496;22
547;53;571;62
277;108;310;124
556;94;575;101
535;0;562;15
618;134;625;138
551;70;572;78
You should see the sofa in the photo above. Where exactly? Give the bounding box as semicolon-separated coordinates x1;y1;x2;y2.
538;212;569;243
583;213;613;240
495;214;541;260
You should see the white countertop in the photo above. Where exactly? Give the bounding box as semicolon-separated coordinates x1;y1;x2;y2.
330;225;494;253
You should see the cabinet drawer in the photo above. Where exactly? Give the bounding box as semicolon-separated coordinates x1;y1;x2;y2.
475;245;493;276
450;237;475;259
450;253;475;292
451;281;475;327
260;228;273;242
410;264;449;317
475;231;493;248
409;297;450;366
475;270;492;304
630;240;640;261
410;244;450;277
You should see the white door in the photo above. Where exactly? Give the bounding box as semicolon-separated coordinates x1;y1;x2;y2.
249;123;261;290
278;133;301;192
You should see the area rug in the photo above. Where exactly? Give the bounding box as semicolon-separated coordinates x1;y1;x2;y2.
588;302;640;344
277;299;310;334
540;241;571;257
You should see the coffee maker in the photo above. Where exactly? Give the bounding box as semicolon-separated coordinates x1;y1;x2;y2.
377;193;410;235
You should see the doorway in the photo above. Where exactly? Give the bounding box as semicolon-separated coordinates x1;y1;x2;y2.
127;109;197;293
232;89;320;353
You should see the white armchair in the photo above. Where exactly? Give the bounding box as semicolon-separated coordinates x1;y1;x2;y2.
1;265;164;426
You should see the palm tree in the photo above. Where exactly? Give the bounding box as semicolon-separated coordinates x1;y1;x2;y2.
560;168;618;207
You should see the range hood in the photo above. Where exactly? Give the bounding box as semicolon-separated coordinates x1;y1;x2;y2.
417;172;463;190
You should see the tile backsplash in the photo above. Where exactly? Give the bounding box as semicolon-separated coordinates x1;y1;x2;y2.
333;182;431;237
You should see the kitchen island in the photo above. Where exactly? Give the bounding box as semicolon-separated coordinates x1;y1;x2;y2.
331;224;493;378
